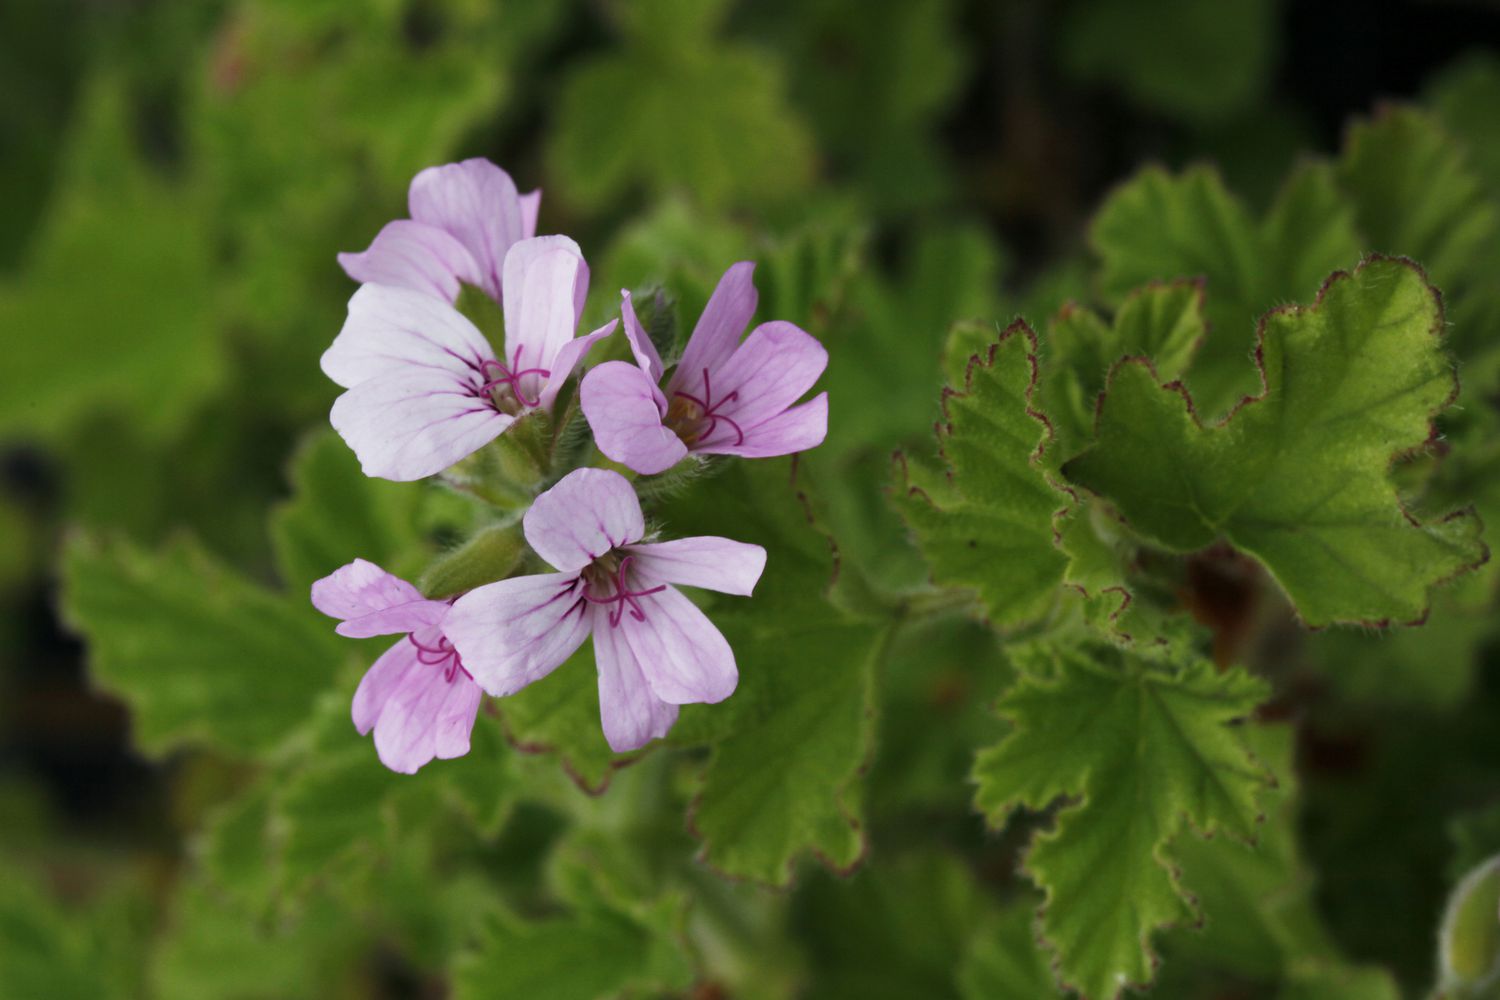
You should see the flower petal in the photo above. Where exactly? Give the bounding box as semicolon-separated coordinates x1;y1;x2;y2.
522;468;646;573
501;236;587;366
697;392;828;459
408;158;525;302
351;636;423;735
537;318;618;413
312;558;425;620
701;321;828;434
336;220;482;302
445;572;591;696
671;261;758;398
619;586;738;705
620;290;665;386
626;537;766;596
329;369;512;481
591;605;678;752
371;661;483;773
519;189;541;239
580;362;686;475
321;284;495;390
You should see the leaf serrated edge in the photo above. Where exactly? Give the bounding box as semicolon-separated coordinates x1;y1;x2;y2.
684;456;876;889
1064;253;1489;629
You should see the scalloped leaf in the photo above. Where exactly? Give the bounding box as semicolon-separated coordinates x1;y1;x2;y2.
892;322;1072;628
656;459;882;886
1064;257;1485;627
60;533;339;757
973;640;1271;1000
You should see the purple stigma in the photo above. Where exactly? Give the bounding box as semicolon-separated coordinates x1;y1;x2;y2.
580;554;668;627
478;345;551;409
407;632;472;683
673;367;745;447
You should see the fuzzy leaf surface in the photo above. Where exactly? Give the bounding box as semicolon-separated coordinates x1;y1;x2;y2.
973;642;1270;1000
1064;257;1484;626
893;323;1071;628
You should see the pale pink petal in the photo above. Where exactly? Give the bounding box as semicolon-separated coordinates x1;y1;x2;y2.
371;661;483;773
501;236;587;363
620;291;665;385
522;469;645;573
537;319;618;412
336;220;482;302
697;392;829;459
329;369;512;481
619;586;738;705
626;537;766;596
445;572;591;696
579;362;686;475
335;601;448;639
519;189;541;239
671;261;758;399
705;321;828;431
591;605;679;752
351;637;423;735
408;158;524;302
321;284;495;390
311;558;425;621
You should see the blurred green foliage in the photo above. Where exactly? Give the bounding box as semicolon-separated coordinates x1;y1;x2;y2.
8;0;1500;998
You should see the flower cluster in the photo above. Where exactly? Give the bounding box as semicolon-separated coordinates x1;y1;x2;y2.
311;159;827;772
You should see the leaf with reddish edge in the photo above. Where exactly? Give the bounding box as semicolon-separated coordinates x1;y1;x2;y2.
892;320;1074;630
1063;256;1487;628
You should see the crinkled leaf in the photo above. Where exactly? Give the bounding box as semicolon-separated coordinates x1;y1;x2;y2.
549;0;813;211
1064;257;1485;627
973;641;1271;1000
61;533;339;757
496;646;635;795
893;322;1071;628
1091;162;1362;413
657;459;882;885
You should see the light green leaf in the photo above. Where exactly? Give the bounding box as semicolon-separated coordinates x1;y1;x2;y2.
61;533;340;757
549;0;813;211
1091;162;1362;414
973;641;1271;1000
1437;855;1500;995
1277;962;1402;1000
659;459;882;885
0;76;219;437
958;901;1062;1000
893;322;1072;628
1063;257;1485;627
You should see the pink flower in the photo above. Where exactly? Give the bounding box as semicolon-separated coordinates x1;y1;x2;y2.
337;158;541;306
321;236;618;481
311;559;482;774
444;468;767;752
579;262;829;475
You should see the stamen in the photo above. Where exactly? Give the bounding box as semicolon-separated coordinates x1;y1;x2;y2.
407;632;473;682
478;346;551;410
580;555;668;627
670;367;746;447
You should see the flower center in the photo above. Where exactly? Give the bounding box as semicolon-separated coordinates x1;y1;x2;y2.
478;346;551;416
579;553;667;627
665;367;744;448
407;632;472;683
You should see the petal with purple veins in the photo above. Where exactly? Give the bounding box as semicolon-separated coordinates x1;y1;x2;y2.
626;537;766;596
521;469;646;573
580;362;686;476
619;586;738;705
336;220;482;303
672;261;758;398
321;284;495;390
445;572;592;696
592;604;679;752
408;158;526;302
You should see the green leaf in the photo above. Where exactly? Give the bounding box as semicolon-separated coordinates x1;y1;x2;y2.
973;640;1271;999
958;901;1063;1000
452;896;692;1000
1438;855;1500;994
1064;256;1485;627
1277;963;1402;1000
0;75;220;437
1091;163;1362;414
549;0;813;211
0;862;134;1000
269;430;429;593
1337;105;1500;387
659;459;883;885
1060;0;1276;121
61;533;340;757
1040;280;1206;459
893;322;1072;628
